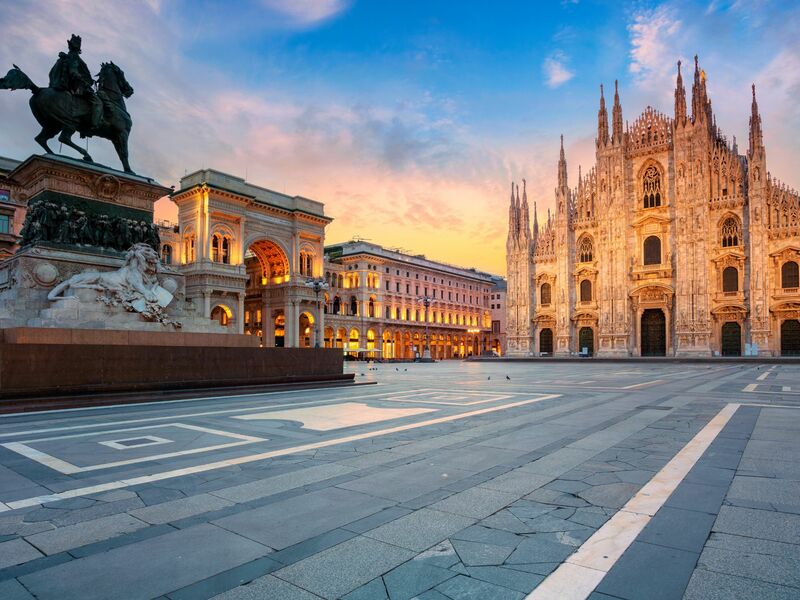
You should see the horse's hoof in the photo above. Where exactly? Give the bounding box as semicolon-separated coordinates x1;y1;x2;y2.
124;169;136;175
82;155;93;163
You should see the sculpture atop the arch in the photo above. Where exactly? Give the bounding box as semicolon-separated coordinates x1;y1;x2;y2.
0;34;136;173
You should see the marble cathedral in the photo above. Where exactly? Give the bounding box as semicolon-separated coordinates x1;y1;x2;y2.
506;57;800;357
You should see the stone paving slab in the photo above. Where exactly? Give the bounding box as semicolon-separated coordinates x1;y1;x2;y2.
0;537;43;569
364;508;476;552
25;513;147;555
213;486;394;550
19;524;269;600
273;535;415;599
129;492;234;525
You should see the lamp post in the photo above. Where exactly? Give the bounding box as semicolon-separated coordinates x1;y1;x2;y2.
417;295;436;362
304;278;329;349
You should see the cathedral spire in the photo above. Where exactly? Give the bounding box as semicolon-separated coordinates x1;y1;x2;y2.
749;83;763;156
521;178;530;240
558;135;568;190
507;181;517;243
597;84;609;146
612;80;623;144
533;200;539;237
674;60;687;125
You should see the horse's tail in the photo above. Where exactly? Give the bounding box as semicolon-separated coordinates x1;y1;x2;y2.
0;64;40;94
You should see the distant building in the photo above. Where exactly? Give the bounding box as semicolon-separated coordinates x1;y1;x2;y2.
323;240;495;359
506;57;800;357
489;276;507;355
0;156;25;260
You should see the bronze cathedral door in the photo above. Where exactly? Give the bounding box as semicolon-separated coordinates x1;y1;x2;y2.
641;309;666;356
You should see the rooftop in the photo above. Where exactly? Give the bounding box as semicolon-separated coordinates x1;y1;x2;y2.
177;168;328;220
325;239;498;283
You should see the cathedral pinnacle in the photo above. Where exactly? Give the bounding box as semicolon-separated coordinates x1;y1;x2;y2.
749;83;763;156
558;135;568;190
521;178;530;240
612;80;623;144
597;84;609;146
674;60;687;125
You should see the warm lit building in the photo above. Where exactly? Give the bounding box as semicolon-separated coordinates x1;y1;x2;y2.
489;276;507;355
0;156;25;260
323;240;495;359
170;169;331;345
507;57;800;357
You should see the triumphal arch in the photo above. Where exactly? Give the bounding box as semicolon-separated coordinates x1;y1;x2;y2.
169;169;331;347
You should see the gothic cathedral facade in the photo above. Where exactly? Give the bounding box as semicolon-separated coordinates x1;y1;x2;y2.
506;57;800;357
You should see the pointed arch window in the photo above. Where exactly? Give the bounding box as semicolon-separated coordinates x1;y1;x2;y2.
721;217;741;248
578;237;593;263
642;165;662;208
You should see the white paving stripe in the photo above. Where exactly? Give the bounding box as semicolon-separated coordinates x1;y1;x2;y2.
526;402;740;600
0;393;561;512
0;388;433;440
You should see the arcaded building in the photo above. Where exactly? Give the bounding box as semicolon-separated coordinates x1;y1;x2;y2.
169;169;331;345
323;240;494;359
506;57;800;357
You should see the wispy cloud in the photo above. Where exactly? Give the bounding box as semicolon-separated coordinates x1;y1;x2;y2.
628;5;683;89
260;0;349;27
543;51;574;88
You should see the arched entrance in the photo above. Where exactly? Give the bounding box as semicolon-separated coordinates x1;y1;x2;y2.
641;309;666;356
299;312;314;348
721;322;741;356
539;328;553;355
324;326;334;348
781;320;800;356
578;327;594;356
274;313;285;347
210;304;232;327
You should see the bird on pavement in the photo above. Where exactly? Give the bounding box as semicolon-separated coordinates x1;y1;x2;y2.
506;375;511;380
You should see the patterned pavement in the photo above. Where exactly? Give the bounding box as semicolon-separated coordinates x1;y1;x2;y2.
0;361;797;599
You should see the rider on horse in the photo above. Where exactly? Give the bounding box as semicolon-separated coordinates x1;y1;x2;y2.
47;34;103;134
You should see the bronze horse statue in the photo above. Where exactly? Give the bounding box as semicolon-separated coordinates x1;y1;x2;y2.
0;62;135;173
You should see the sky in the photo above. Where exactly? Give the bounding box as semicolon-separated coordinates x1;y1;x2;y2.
1;0;798;275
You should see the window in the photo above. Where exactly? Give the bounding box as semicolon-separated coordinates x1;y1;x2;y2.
350;296;358;316
368;298;375;318
782;261;799;289
722;267;738;292
0;214;9;234
580;279;592;302
578;236;593;263
184;233;196;262
0;189;9;203
161;244;172;265
643;236;661;265
222;236;230;264
386;306;391;319
642;165;662;208
721;217;741;247
540;283;552;305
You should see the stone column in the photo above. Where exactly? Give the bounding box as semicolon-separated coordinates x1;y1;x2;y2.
318;299;326;348
202;290;211;319
237;292;245;335
263;291;273;347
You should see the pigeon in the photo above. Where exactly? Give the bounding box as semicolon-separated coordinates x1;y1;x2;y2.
506;375;511;380
404;368;408;372
396;368;399;371
487;376;491;380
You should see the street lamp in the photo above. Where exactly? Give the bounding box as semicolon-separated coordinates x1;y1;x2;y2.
417;295;436;362
304;278;329;349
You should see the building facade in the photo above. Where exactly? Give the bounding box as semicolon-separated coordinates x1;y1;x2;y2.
0;156;25;260
507;57;800;357
489;276;507;355
170;169;331;346
323;240;494;359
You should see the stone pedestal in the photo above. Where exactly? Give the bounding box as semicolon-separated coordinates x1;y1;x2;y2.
0;154;227;333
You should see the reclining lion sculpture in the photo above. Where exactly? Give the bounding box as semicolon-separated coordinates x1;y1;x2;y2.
48;242;178;325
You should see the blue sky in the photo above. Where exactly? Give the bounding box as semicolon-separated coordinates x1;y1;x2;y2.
1;0;798;273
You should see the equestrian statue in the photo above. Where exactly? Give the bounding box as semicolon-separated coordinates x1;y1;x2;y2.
0;34;135;173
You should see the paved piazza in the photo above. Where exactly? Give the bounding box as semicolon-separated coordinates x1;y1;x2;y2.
0;362;798;599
